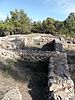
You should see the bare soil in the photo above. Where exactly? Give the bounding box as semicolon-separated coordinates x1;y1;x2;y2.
0;58;47;100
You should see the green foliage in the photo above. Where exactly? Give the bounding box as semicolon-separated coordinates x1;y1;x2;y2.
7;9;31;34
0;10;75;36
42;18;55;33
31;13;75;37
31;21;43;33
0;9;31;36
63;13;75;36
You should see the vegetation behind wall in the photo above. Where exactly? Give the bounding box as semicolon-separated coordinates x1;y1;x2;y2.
0;9;75;37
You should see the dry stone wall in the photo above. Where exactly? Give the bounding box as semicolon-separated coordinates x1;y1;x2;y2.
0;48;74;100
20;51;74;100
0;34;74;100
48;53;74;100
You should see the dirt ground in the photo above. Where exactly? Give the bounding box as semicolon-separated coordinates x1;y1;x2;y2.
0;58;47;100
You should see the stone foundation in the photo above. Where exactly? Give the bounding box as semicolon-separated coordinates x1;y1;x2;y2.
48;53;74;100
0;34;74;100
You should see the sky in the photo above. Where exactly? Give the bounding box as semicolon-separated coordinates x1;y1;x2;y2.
0;0;75;21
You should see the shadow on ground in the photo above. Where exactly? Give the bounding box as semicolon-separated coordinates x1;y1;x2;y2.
0;40;56;100
0;57;49;100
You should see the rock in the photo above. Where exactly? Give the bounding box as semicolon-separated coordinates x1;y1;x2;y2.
72;38;75;44
0;34;74;99
54;39;64;52
48;53;74;100
2;87;22;100
42;40;55;51
59;37;66;43
0;91;5;100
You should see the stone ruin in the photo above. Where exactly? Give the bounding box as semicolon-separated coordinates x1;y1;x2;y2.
0;34;74;100
46;40;74;100
48;53;74;100
19;40;74;100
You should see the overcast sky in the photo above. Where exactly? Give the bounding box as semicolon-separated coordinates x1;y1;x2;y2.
0;0;75;21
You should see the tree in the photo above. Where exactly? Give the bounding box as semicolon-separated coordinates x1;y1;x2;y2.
42;18;56;34
54;21;65;34
31;21;43;33
5;9;31;34
64;13;75;36
0;9;75;37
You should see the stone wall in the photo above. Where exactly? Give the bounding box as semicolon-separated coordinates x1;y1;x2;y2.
20;49;74;100
0;34;74;100
48;52;74;100
0;48;74;100
0;34;60;50
63;43;75;51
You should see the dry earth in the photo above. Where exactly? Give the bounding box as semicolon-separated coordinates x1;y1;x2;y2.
0;57;47;100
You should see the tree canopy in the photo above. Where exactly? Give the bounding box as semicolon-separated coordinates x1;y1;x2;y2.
0;9;31;36
0;9;75;37
31;13;75;36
